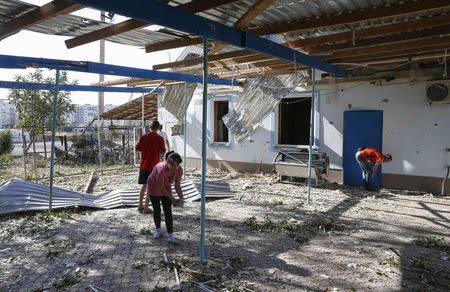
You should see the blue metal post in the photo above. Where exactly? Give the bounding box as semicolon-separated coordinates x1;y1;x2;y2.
183;82;187;179
199;38;208;264
307;68;316;204
49;69;60;211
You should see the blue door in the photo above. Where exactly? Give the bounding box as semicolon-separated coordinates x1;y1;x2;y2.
343;111;383;187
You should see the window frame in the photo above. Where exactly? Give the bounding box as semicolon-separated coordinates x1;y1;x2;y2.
207;94;233;147
274;93;313;149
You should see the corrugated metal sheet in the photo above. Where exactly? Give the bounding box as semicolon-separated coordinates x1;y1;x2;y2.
161;82;197;121
2;0;448;50
223;71;309;142
0;178;203;215
0;0;189;47
199;0;450;43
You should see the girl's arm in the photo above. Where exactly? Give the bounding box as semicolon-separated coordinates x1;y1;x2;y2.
157;172;171;197
174;176;183;201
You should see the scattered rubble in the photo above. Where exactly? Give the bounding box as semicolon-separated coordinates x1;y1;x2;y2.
1;165;449;291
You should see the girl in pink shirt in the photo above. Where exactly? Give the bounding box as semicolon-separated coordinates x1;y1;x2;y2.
146;151;184;243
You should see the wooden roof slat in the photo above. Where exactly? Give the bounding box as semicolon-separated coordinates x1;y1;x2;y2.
144;0;450;54
100;94;158;120
326;35;450;59
289;13;450;48
164;20;450;72
250;0;450;35
208;0;277;55
65;0;241;49
152;15;450;71
0;0;82;41
153;50;255;70
310;24;450;54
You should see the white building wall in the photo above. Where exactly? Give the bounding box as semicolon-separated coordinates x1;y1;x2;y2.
159;81;450;181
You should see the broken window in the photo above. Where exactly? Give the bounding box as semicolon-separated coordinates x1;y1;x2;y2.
213;100;229;143
277;96;311;146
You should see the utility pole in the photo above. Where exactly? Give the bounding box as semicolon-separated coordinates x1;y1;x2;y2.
97;11;105;168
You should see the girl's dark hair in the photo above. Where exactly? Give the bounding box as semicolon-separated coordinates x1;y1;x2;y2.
165;151;182;164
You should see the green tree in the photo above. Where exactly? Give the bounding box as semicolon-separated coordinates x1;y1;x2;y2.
8;69;76;132
0;130;13;155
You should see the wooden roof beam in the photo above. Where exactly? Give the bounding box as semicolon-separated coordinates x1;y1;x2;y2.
153;15;450;70
310;24;450;54
209;0;277;55
145;0;450;54
153;49;255;70
326;35;450;59
0;0;82;41
66;0;241;49
251;0;450;35
288;13;450;48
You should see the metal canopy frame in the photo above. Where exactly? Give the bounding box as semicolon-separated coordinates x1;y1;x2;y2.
0;80;161;93
71;0;346;77
66;0;322;265
0;53;232;216
0;54;234;86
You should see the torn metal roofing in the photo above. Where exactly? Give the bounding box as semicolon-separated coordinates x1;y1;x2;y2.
0;178;198;215
0;178;234;215
0;0;190;47
101;94;158;121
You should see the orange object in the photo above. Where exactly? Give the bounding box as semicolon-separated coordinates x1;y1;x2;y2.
359;148;384;163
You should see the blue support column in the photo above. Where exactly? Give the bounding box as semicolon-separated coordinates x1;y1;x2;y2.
307;69;316;204
183;82;188;179
199;38;208;264
49;69;60;211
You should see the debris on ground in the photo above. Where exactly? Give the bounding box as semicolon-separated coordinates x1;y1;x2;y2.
1;164;449;291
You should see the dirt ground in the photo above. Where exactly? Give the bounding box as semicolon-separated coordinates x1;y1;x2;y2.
1;164;450;291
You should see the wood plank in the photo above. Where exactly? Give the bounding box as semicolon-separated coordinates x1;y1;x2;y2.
153;50;255;70
146;37;203;53
145;0;450;54
330;46;450;63
92;78;149;86
234;0;276;29
152;14;450;70
209;0;277;55
66;0;241;49
310;24;450;53
0;0;82;41
324;35;450;59
288;14;450;48
148;0;276;55
250;0;450;35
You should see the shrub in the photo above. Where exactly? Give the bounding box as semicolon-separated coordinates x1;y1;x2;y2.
0;154;13;165
0;131;14;155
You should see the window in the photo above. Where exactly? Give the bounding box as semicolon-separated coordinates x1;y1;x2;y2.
213;100;229;143
277;96;311;146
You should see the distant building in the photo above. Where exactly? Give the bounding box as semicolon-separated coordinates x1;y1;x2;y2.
67;104;116;126
0;100;18;129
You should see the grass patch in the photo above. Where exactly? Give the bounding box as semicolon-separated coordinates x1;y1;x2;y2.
379;256;397;267
140;227;153;235
229;255;246;269
0;154;13;165
45;240;75;259
414;236;450;252
51;274;79;289
132;260;149;269
243;215;348;244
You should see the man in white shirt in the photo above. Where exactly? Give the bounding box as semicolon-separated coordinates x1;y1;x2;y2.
158;124;170;156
